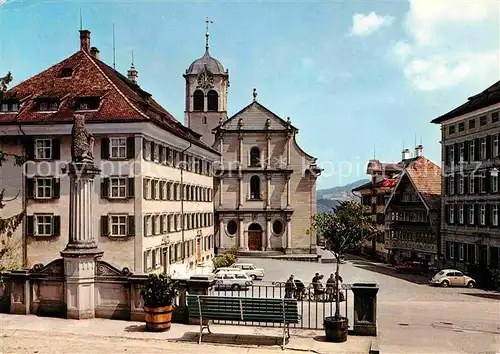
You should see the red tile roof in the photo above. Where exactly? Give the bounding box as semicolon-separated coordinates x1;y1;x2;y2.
1;48;218;154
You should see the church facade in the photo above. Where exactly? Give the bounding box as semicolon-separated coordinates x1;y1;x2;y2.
184;30;322;254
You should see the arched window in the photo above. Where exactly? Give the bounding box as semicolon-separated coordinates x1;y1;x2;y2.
207;90;218;112
193;90;204;111
250;147;260;167
250;176;261;200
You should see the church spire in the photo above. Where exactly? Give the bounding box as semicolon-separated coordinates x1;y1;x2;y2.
205;17;213;53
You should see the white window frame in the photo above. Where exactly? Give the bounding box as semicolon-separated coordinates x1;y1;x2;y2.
493;135;499;157
35;139;52;160
492;205;499;226
449;242;455;259
449;176;455;195
480;138;487;160
143;178;151;199
459;143;464;163
469;205;475;225
153;214;160;235
35;178;53;199
110;178;127;199
492;170;499;193
470;140;475;161
110;214;128;237
144;249;152;271
449;205;455;224
459;175;464;194
469;175;475;194
449;145;455;165
155;247;161;268
35;214;53;236
480;205;486;225
480;172;486;193
153;180;159;200
459;205;464;224
458;244;464;261
110;137;127;159
145;215;152;236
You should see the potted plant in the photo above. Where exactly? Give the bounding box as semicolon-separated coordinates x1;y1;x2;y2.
141;273;179;332
309;201;376;342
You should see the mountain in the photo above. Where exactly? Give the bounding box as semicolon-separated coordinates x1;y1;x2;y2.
316;179;369;213
317;179;369;200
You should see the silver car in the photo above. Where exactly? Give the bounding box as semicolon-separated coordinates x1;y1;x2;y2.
230;263;265;280
429;269;476;288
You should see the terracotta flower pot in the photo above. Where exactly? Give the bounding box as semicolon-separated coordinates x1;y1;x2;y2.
144;305;173;332
324;316;348;342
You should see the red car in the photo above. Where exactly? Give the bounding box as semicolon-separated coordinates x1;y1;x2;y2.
394;261;429;274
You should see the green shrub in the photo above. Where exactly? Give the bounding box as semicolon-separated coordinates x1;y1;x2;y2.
213;253;236;269
140;274;179;308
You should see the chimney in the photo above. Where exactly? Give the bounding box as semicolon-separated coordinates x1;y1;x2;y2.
90;47;100;59
402;148;410;160
79;30;91;53
415;144;423;157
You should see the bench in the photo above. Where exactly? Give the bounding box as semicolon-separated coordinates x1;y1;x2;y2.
187;295;300;349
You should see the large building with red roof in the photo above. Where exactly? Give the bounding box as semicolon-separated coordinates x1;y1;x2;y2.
0;30;219;274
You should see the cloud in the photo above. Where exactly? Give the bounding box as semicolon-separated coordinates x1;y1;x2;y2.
392;0;500;91
0;0;6;6
349;12;394;37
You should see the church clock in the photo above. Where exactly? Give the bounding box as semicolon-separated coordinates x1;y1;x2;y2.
197;71;214;89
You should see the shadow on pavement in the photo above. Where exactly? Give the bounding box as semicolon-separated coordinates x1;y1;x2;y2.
179;332;283;346
125;324;147;332
460;292;500;300
352;263;431;285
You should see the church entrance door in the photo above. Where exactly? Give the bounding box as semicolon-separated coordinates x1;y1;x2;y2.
248;223;263;251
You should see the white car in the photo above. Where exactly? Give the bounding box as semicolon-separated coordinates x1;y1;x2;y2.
429;269;476;288
214;271;253;291
231;263;265;280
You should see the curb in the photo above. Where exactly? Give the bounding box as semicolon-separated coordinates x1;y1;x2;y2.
369;338;380;354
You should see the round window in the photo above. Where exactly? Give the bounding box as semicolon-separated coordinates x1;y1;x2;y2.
226;220;238;236
272;220;284;235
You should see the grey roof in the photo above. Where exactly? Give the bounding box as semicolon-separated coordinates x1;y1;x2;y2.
186;49;226;75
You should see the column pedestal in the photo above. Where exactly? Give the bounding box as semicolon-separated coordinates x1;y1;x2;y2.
60;162;102;320
285;218;292;254
351;282;379;336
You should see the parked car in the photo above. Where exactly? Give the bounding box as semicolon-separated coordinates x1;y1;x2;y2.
394;261;430;274
230;263;265;280
213;267;235;275
214;271;253;291
429;269;476;288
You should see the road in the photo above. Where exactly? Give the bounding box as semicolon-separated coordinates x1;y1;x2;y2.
232;255;500;354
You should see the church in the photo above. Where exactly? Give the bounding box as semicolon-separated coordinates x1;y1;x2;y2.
183;24;322;254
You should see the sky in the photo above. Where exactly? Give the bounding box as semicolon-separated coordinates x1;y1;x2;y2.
0;0;499;189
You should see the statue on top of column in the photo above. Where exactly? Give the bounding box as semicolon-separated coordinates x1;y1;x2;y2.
71;114;94;163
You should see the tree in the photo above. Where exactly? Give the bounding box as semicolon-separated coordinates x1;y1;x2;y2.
309;201;376;319
0;71;24;272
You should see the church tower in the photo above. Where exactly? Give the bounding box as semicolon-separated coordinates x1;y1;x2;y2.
184;18;229;147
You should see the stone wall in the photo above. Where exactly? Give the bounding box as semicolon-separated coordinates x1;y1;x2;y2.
0;258;190;323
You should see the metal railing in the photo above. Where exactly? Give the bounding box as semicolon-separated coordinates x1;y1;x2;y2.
208;281;348;330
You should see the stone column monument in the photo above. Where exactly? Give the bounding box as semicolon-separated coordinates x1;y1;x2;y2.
60;114;102;319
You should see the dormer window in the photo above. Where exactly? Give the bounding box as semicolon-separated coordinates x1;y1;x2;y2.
0;100;20;113
61;68;73;78
75;97;100;111
37;99;59;112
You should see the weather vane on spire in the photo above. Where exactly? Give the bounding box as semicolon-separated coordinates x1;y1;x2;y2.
205;17;214;52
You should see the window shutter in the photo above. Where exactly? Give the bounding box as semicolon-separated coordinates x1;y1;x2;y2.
445;241;450;259
474;204;479;224
475;174;481;194
143;216;147;236
474;138;480;161
142;138;147;159
454;204;459;224
464;141;470;163
454;143;459;165
445;146;450;166
27;216;34;236
150;141;155;161
101;216;109;236
26;178;34;199
485;170;491;193
101;178;110;199
464;174;469;194
486;204;491;226
126;137;135;159
52;216;61;236
454;174;459;195
127;216;135;236
159;183;164;200
52;178;60;199
101;138;110;159
127;177;135;198
445;205;450;224
52;138;61;160
23;137;35;160
464;204;469;224
444;176;449;195
486;135;492;159
158;145;164;163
